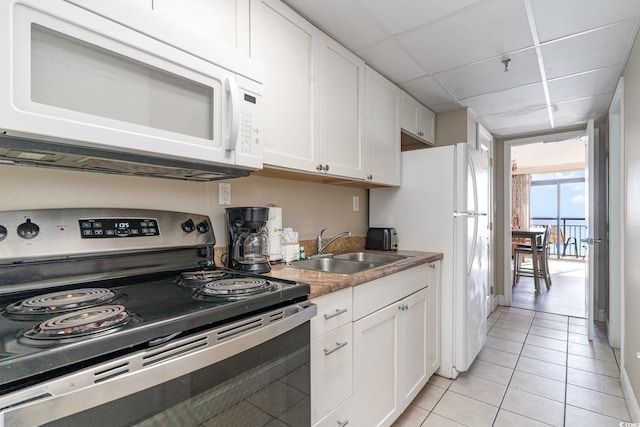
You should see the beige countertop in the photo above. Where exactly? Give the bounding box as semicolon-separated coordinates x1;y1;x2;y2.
265;250;443;299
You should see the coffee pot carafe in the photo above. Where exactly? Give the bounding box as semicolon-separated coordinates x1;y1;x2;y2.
226;207;271;273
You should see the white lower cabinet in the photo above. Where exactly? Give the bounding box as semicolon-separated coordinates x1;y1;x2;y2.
351;263;439;427
310;262;440;427
353;287;429;427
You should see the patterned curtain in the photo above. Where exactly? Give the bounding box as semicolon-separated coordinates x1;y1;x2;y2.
512;174;532;230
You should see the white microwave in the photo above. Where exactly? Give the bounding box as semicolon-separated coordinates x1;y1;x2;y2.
0;0;263;180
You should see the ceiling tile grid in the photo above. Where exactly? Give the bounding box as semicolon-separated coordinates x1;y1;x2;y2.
282;0;640;136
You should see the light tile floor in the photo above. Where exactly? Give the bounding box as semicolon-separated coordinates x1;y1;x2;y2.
392;306;631;427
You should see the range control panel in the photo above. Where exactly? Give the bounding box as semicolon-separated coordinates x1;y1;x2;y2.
0;208;216;263
79;218;159;238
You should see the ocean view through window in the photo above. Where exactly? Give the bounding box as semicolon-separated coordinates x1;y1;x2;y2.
530;170;586;257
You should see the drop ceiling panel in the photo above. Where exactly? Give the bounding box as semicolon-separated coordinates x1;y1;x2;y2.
552;93;612;121
357;39;426;83
547;66;621;103
542;19;637;79
434;48;541;99
401;75;457;106
461;83;547;117
480;107;550;132
356;0;484;35
531;0;640;42
396;0;533;73
282;0;388;51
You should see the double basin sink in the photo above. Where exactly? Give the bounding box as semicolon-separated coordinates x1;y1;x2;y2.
287;251;410;275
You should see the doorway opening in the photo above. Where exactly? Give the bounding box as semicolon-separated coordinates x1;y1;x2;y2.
505;132;588;318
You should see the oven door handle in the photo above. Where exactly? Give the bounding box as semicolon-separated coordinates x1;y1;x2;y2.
0;301;316;427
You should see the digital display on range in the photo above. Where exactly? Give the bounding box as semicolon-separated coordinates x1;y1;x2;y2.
79;218;160;238
244;93;257;104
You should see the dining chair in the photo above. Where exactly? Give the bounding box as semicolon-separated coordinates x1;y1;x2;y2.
512;226;552;290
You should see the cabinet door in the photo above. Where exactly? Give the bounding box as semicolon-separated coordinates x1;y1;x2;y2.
399;91;419;135
251;0;320;172
417;105;435;144
398;288;429;406
311;323;353;424
365;66;400;186
427;262;441;375
153;0;250;53
319;38;365;179
353;302;399;427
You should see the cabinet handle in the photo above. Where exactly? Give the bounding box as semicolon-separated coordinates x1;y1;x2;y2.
398;303;409;311
324;341;348;356
367;174;373;180
324;308;348;320
323;164;330;172
316;164;323;172
337;420;349;427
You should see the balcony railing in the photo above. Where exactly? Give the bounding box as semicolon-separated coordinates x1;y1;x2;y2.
530;217;587;258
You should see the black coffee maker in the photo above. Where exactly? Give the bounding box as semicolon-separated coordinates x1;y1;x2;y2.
226;207;271;273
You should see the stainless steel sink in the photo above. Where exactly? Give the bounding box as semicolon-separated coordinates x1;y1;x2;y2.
333;251;408;264
288;251;410;275
288;257;379;274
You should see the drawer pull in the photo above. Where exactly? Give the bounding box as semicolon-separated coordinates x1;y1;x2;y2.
324;341;348;356
324;308;348;320
337;420;349;427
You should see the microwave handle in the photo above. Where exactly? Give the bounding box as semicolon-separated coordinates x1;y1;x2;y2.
225;77;241;151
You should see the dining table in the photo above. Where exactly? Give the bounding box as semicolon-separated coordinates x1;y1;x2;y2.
512;227;546;291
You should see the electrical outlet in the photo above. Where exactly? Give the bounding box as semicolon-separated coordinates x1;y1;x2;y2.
353;196;360;212
218;183;231;206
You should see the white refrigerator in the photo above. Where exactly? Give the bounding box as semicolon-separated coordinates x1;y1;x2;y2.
370;142;489;379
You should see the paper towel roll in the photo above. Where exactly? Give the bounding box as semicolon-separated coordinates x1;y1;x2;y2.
267;206;283;261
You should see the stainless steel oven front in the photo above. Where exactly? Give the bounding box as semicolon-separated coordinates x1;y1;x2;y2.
0;301;316;427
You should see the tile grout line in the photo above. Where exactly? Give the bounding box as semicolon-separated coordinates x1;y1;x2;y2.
488;309;535;427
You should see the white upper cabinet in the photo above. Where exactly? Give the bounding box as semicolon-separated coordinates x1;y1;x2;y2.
400;91;435;144
250;0;320;173
317;37;365;179
152;0;250;54
365;66;401;186
251;0;365;180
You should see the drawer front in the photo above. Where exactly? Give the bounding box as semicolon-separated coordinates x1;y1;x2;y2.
313;396;353;427
353;264;429;320
311;323;353;424
311;287;352;339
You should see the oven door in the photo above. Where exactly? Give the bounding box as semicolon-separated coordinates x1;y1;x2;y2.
0;301;315;427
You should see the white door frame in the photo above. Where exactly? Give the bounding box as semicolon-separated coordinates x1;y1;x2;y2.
608;78;624;348
502;130;585;306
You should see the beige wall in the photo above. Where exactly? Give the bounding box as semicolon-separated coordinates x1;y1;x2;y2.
623;29;640;416
434;109;469;147
0;166;368;246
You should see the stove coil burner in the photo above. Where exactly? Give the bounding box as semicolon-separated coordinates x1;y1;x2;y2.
177;270;231;288
21;305;133;345
5;288;120;319
194;278;277;301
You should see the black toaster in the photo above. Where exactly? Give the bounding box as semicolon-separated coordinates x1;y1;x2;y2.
365;227;398;251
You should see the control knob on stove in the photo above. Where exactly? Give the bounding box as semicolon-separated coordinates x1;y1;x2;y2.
17;218;40;239
0;225;7;241
196;220;210;233
181;219;195;233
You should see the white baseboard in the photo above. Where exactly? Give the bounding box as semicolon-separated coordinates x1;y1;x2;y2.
622;365;640;422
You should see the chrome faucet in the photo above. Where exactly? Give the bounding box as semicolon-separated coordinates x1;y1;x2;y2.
316;228;352;255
